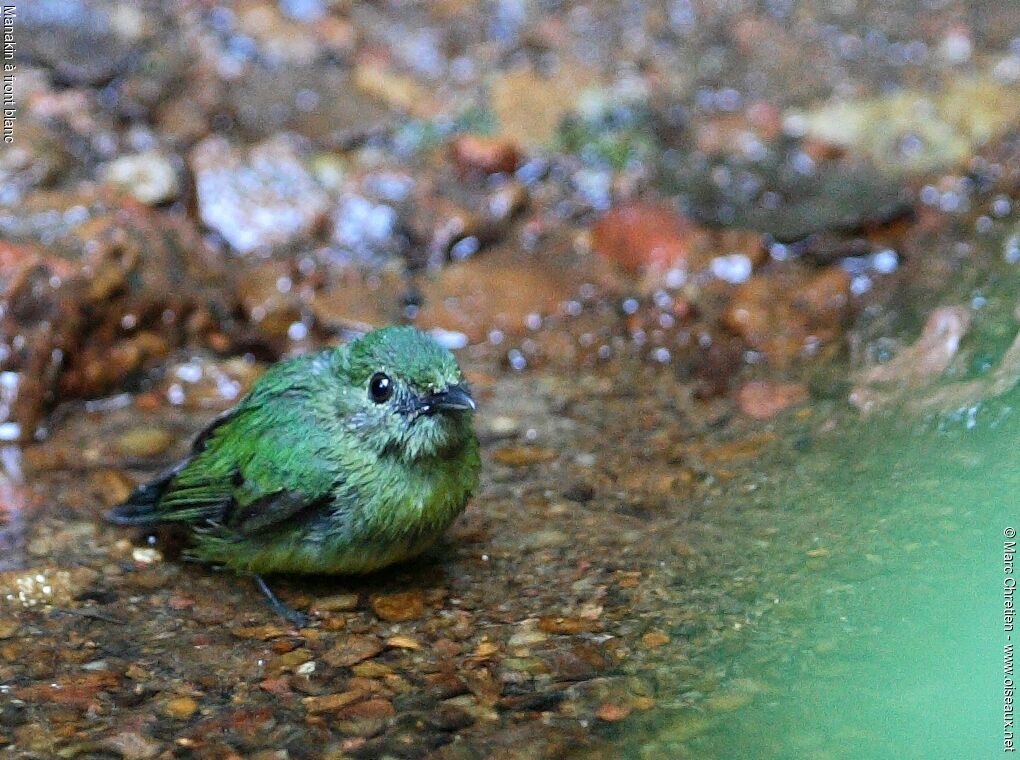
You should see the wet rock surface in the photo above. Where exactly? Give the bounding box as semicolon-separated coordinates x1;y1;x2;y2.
2;0;1020;757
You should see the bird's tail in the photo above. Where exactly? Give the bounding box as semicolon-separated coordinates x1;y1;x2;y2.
104;466;180;525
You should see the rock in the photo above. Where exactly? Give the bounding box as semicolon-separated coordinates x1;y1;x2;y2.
450;135;521;176
228;65;394;145
331;193;405;263
100;152;179;206
856;306;970;388
722;265;851;367
371;591;425;622
311;268;403;334
0;191;235;440
89;469;136;507
492;64;594;149
414;251;572;343
311;593;360;613
354;62;440;119
670;145;910;241
846;304;1020;415
163;696;199;720
190;135;329;253
595;703;632;722
236;261;304;346
385;635;421;650
641;631;670;649
115;426;174;458
491;446;558;467
302;690;368;714
101;732;163;760
591;201;706;278
20;0;154;86
322;635;383;667
0;565;98;608
792;74;1020;174
737;381;809;420
538;617;597;635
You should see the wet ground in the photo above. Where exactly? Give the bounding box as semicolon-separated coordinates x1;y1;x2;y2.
2;1;1020;758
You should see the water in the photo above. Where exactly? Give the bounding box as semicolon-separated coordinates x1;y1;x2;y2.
618;407;1012;758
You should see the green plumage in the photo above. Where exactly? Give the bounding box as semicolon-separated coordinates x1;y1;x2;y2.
108;327;480;576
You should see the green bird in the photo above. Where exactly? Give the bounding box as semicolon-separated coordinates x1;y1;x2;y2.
107;326;480;624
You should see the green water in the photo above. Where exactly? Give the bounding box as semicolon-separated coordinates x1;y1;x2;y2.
632;404;1014;759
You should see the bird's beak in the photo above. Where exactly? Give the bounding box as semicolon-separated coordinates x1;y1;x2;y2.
424;384;476;414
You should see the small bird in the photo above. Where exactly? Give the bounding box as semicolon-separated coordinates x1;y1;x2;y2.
107;326;480;625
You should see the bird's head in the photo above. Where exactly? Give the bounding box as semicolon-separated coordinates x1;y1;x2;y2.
338;326;476;460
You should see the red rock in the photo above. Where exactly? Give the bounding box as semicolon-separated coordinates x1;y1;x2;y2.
595;703;633;722
591;201;699;275
450;135;521;176
737;381;809;420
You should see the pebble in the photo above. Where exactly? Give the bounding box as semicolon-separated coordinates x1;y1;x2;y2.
322;635;383;667
450;135;521;176
116;426;173;458
371;591;425;622
100;151;179;205
311;593;360;613
641;631;671;649
595;703;633;722
492;446;557;467
302;690;368;714
539;617;596;635
163;696;199;720
737;381;809;420
385;634;421;650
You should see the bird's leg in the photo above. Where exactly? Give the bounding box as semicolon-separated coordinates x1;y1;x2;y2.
253;575;310;628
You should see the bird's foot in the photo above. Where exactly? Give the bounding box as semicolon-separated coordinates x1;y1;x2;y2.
253;575;310;628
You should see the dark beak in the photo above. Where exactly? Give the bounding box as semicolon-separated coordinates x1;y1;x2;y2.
423;384;476;414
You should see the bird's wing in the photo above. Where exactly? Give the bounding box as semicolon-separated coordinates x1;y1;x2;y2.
108;360;340;529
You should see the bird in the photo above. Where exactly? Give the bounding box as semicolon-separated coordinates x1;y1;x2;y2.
106;326;480;625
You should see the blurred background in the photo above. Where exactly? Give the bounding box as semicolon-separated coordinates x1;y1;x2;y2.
0;1;1018;757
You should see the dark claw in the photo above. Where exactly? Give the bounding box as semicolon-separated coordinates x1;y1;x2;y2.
253;575;310;628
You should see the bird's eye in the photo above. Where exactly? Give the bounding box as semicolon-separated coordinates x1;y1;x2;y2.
368;372;393;403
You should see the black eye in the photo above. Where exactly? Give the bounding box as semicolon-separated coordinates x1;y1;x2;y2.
368;372;393;403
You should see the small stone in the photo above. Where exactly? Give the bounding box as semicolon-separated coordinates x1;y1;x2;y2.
508;629;548;648
591;201;707;277
539;617;595;635
0;621;18;639
737;381;809;420
163;696;199;720
484;416;521;440
101;731;163;760
704;691;753;712
116;426;173;458
641;631;670;649
311;593;359;613
131;547;162;565
450;135;521;176
385;635;421;650
335;697;395;721
190;135;329;254
370;591;425;622
352;661;394;678
270;648;313;672
595;703;632;722
230;624;290;640
100;151;179;205
89;469;136;507
322;635;383;667
473;641;500;658
302;690;368;714
492;446;557;467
